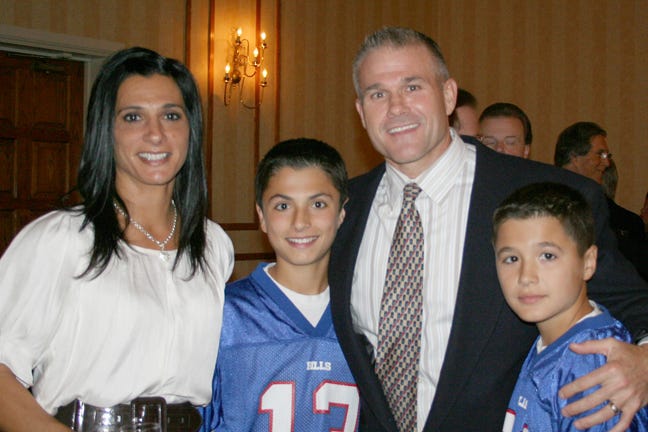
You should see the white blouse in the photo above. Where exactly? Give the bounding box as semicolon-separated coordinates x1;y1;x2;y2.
0;209;234;414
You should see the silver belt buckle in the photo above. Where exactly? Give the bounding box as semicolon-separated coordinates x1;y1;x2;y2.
128;397;167;432
72;398;166;432
75;402;125;431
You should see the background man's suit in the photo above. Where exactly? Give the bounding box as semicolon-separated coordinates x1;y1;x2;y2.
606;196;648;281
329;142;648;431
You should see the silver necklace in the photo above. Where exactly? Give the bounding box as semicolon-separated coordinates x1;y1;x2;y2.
113;200;178;262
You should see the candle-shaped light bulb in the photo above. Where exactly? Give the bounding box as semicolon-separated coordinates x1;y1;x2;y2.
261;32;266;41
236;28;242;37
261;68;268;86
224;63;231;81
253;47;259;65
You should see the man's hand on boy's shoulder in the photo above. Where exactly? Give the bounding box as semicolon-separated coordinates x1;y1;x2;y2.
559;339;648;431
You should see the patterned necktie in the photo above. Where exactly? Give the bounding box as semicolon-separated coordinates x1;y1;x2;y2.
376;182;424;432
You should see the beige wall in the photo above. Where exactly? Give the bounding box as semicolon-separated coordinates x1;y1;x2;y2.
3;0;647;279
0;0;187;59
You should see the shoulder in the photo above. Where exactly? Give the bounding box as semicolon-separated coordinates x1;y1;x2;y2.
23;208;86;234
0;210;90;305
225;275;256;299
556;309;632;350
219;266;283;346
204;218;234;257
348;163;385;192
222;275;258;320
568;323;631;346
205;218;232;243
607;198;645;232
224;264;269;302
344;163;386;214
476;144;580;183
475;145;605;206
544;314;630;377
577;308;634;343
4;209;89;255
461;134;482;146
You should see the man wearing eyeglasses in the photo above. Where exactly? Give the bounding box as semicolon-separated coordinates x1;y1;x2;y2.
478;102;533;159
555;121;646;281
554;121;611;183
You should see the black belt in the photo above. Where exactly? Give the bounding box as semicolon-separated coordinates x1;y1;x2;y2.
54;397;202;432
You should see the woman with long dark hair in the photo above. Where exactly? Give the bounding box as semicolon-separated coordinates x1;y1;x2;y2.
0;47;233;431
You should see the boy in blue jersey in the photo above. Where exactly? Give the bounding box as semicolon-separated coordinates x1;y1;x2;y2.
493;182;648;432
201;138;359;431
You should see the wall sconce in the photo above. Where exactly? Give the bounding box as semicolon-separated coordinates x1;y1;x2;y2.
223;27;268;109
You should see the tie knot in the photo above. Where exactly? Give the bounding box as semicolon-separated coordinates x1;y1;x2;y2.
403;183;422;202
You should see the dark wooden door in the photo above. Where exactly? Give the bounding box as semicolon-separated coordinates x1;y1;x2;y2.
0;52;84;256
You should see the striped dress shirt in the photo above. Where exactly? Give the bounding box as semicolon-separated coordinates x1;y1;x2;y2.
351;131;476;431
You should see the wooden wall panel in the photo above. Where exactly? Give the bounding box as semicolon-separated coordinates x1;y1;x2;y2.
0;0;187;59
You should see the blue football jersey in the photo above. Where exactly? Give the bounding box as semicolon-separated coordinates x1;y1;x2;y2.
503;305;648;432
202;263;359;432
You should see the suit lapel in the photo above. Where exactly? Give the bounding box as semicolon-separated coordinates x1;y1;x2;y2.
330;164;399;431
424;145;508;429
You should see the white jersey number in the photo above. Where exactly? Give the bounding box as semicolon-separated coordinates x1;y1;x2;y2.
260;380;359;432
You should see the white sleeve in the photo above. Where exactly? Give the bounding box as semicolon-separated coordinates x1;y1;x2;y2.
0;211;87;386
205;219;235;283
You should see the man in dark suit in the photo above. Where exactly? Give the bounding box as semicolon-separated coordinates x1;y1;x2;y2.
555;122;648;281
329;27;648;432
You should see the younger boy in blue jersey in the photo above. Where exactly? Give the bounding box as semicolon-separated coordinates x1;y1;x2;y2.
201;138;359;431
493;182;648;432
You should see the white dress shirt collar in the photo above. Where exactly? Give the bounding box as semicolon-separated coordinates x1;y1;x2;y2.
383;129;470;204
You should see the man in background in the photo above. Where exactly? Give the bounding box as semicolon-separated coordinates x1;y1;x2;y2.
449;88;479;140
479;102;532;158
555;121;647;280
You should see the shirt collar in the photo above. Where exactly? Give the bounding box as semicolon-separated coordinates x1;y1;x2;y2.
384;130;473;204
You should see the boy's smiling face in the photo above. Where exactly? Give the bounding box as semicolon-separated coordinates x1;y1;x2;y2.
256;166;345;276
494;216;597;345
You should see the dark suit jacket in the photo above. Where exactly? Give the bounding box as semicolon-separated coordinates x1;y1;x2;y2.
329;143;648;431
607;196;648;281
